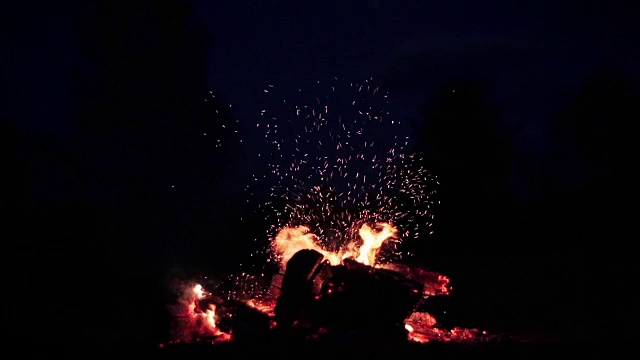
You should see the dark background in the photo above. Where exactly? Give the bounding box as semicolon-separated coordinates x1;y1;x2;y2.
3;0;638;354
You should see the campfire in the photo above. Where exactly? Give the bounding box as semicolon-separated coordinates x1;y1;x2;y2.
161;79;495;351
162;221;489;348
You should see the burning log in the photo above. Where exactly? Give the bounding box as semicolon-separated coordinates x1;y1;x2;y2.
273;249;424;341
377;263;451;297
164;283;231;345
273;249;331;330
163;222;492;348
214;300;273;342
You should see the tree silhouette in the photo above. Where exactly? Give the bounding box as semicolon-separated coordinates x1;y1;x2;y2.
72;0;248;262
515;64;640;337
74;0;238;204
59;0;248;347
537;64;640;245
549;64;640;191
411;78;514;254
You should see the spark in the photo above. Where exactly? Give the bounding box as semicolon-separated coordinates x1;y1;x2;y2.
242;76;439;265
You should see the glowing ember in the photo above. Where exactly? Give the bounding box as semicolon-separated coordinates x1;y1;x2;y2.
405;324;487;344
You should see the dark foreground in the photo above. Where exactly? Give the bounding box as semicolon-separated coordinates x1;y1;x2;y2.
25;331;616;359
158;339;607;359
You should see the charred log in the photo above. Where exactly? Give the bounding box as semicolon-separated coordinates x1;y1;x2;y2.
378;263;450;297
215;300;272;342
273;249;424;341
273;249;332;330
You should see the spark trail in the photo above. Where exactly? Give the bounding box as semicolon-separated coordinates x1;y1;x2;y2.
243;77;439;266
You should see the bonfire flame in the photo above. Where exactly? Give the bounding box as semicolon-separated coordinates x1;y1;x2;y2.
273;222;397;268
273;225;341;267
205;304;216;329
164;283;231;346
193;284;209;300
355;222;397;266
188;285;221;334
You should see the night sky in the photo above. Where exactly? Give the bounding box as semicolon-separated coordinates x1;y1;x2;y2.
4;0;639;354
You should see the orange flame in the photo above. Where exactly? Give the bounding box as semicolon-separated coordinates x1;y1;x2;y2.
205;304;216;329
272;222;397;268
193;284;207;300
191;284;220;333
355;222;397;266
273;225;339;267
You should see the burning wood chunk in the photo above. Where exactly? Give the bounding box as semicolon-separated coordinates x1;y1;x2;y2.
215;300;273;342
273;249;333;330
268;272;283;299
164;283;230;345
163;241;489;347
378;263;451;297
273;249;424;340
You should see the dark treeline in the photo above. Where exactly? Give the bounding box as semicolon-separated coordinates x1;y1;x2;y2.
409;64;639;339
6;0;262;351
4;0;637;353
